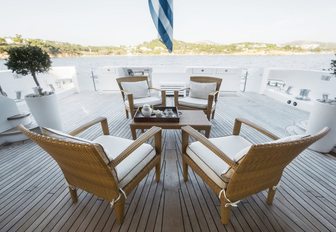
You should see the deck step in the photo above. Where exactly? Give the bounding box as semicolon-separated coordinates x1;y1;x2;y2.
0;122;39;145
7;112;31;121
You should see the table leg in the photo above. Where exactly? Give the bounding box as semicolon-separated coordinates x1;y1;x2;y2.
205;127;211;138
131;126;137;140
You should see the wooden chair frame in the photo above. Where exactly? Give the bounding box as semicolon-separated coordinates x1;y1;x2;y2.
18;117;162;224
116;76;166;118
181;118;329;224
174;76;222;120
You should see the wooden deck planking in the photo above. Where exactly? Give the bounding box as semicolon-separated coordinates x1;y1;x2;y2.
0;161;61;226
0;92;335;231
214;93;335;231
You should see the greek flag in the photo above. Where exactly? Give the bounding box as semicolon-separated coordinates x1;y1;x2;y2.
148;0;173;52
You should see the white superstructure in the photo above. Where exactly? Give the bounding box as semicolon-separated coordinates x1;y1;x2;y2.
0;64;335;151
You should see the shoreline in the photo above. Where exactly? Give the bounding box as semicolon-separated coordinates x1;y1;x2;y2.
0;51;334;60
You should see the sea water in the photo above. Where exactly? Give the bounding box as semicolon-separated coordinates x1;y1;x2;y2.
0;54;334;90
1;54;333;71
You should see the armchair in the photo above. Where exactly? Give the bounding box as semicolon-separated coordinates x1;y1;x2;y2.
18;117;162;224
116;76;166;118
181;118;328;224
174;76;222;120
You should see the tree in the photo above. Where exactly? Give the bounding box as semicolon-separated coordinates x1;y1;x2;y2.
0;37;6;45
13;34;24;44
5;45;52;95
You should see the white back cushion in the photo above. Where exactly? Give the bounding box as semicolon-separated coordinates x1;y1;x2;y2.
268;134;310;144
41;127;91;143
121;81;149;99
189;81;217;99
234;134;310;162
42;127;112;164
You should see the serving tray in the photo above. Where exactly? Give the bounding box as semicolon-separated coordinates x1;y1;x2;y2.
133;106;180;122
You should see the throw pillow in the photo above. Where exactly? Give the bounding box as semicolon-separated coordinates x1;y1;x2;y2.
121;81;149;99
189;81;217;99
41;127;91;143
268;134;310;144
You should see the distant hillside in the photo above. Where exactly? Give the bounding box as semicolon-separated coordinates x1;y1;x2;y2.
0;35;127;58
135;40;336;55
0;35;335;58
286;41;336;49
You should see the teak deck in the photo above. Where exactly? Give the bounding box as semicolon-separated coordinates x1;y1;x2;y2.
0;92;335;232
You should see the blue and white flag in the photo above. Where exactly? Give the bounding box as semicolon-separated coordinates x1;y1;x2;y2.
148;0;173;52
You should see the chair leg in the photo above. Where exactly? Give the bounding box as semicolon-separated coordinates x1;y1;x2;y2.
155;161;161;182
211;110;216;119
114;195;126;224
130;108;136;118
182;159;188;182
206;110;211;120
267;187;276;205
125;109;129;119
220;201;231;224
69;187;78;203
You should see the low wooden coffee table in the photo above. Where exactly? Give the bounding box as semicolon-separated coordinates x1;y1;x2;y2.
130;110;211;139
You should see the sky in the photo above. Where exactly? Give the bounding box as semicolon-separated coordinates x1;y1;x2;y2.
1;0;335;46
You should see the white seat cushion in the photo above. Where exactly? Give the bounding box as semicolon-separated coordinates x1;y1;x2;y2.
189;81;217;99
179;97;215;109
93;136;156;188
125;96;162;108
121;81;149;99
186;135;252;188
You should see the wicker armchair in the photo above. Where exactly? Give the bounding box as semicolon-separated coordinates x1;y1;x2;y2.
181;118;329;224
18;117;162;224
174;76;222;120
116;76;166;118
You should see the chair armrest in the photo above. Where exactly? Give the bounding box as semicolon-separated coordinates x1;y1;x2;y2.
119;89;133;101
161;90;166;106
119;89;130;94
174;88;190;106
233;118;279;140
126;93;134;109
182;126;238;169
207;93;216;110
148;88;166;101
204;91;220;111
68;117;110;136
177;87;190;92
174;88;190;96
209;91;220;102
209;91;219;96
111;126;162;167
149;87;162;91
